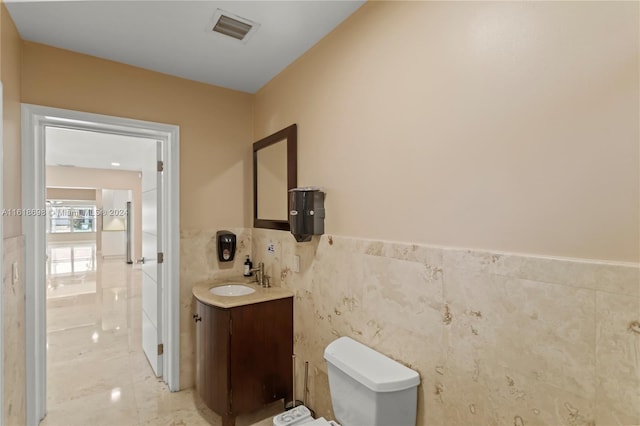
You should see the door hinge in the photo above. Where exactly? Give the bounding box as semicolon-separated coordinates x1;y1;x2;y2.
157;343;164;355
157;160;164;172
158;252;164;264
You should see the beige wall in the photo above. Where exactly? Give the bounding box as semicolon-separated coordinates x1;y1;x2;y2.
1;3;25;425
22;41;254;230
1;2;21;238
46;187;96;201
47;166;140;259
254;1;639;262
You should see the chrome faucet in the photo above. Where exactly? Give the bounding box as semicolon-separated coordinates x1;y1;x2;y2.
250;262;271;288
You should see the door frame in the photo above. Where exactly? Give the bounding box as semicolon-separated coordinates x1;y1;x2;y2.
0;81;4;425
22;104;180;425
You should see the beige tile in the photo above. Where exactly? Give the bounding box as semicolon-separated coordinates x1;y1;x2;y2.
359;253;445;425
251;229;285;287
44;243;159;425
134;380;203;424
443;267;597;423
128;350;160;384
306;367;333;422
46;325;132;367
3;236;26;426
444;247;640;296
180;330;196;390
140;413;217;426
41;385;140;426
100;287;132;331
137;389;283;426
47;301;100;332
447;268;596;391
48;352;135;405
361;253;444;339
442;364;596;425
180;228;251;282
267;234;639;425
292;288;335;377
595;291;640;425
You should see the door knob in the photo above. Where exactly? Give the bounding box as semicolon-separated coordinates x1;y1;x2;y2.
136;257;145;264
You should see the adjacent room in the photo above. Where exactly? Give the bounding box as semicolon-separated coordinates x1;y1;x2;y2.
43;127;157;425
1;1;638;426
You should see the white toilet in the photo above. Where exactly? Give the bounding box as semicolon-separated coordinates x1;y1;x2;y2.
273;336;420;426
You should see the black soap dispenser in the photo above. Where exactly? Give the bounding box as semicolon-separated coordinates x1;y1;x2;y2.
216;230;236;262
243;255;253;277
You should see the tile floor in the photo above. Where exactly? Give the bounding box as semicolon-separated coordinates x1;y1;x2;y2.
42;242;281;426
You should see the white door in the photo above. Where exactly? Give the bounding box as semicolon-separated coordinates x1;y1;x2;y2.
141;141;163;376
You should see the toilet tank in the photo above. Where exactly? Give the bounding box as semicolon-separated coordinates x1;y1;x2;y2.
323;337;420;426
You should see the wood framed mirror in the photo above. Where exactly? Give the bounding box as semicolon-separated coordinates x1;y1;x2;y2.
253;124;297;231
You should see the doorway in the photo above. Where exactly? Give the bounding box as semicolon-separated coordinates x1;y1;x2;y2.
22;104;180;426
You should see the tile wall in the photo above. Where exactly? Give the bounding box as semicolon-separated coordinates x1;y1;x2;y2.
180;228;252;389
251;229;639;426
3;236;25;426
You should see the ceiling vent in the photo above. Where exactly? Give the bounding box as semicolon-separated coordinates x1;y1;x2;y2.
209;9;259;43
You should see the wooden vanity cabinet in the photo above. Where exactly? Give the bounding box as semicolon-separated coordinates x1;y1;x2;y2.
195;297;293;426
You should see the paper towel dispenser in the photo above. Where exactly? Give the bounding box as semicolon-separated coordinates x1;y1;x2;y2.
289;187;325;242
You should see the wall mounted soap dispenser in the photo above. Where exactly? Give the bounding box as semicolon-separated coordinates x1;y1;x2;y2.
289;187;325;242
216;230;236;262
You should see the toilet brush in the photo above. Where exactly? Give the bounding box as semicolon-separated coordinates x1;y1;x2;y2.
303;361;315;417
285;354;304;410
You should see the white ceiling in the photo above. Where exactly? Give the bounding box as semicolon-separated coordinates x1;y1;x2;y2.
46;126;156;172
5;0;365;93
18;1;365;171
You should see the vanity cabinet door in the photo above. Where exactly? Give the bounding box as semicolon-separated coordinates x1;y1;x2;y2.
231;298;293;413
195;300;231;416
229;297;294;414
195;296;293;425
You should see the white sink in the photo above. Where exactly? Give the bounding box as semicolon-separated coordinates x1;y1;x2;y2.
209;284;256;297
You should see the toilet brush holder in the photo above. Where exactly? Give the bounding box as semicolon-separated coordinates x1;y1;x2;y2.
303;361;315;417
285;354;304;410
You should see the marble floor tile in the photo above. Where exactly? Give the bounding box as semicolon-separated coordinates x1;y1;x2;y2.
44;242;281;426
595;291;640;425
40;384;140;426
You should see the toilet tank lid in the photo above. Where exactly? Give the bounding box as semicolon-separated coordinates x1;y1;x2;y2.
324;337;420;392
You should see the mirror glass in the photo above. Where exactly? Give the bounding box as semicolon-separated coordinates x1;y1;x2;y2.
253;124;297;231
256;140;287;220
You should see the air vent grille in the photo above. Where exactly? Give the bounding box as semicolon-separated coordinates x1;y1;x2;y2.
213;14;253;40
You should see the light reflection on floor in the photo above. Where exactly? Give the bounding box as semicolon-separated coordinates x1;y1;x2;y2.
47;242;97;300
42;242;281;426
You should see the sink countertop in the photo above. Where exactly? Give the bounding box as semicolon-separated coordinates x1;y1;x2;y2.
192;278;294;309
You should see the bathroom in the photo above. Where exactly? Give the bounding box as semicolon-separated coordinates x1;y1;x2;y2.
2;1;639;425
189;1;638;424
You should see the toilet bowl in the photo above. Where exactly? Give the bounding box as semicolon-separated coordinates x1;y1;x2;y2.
273;337;420;426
